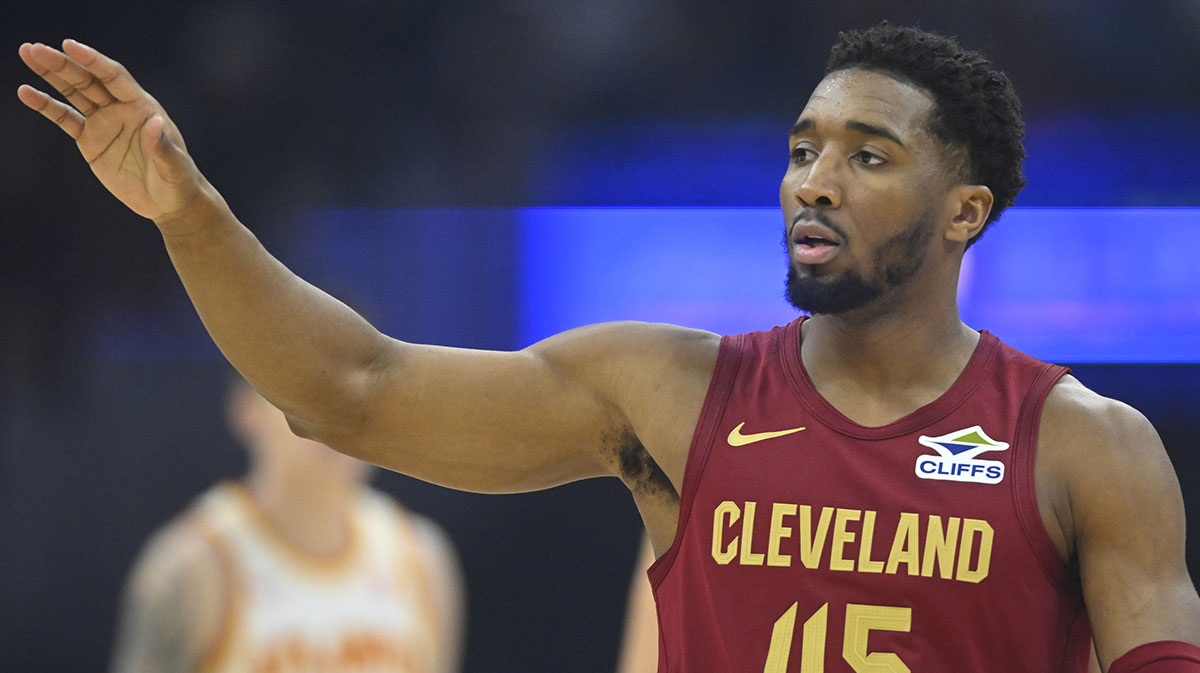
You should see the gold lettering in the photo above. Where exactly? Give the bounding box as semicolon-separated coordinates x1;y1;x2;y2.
719;502;991;583
762;602;797;673
830;508;861;571
712;501;739;564
767;502;797;567
799;505;834;569
843;604;913;673
800;603;828;673
885;512;921;575
740;501;765;566
857;510;885;573
955;518;993;583
921;515;960;579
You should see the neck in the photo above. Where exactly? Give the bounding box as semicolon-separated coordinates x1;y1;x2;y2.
243;465;357;557
800;283;978;426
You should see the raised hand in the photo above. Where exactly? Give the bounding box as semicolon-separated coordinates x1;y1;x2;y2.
18;40;206;223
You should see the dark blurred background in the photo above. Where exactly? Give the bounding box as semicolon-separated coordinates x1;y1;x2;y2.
3;2;1200;672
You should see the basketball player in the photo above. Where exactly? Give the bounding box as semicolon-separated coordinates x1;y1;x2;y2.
19;23;1200;672
108;378;464;673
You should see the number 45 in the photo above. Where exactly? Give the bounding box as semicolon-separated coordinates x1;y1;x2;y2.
763;602;912;673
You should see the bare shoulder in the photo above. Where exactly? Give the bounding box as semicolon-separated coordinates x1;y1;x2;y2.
1040;381;1200;663
1043;374;1155;436
533;321;722;471
368;495;460;580
111;514;227;673
528;320;722;380
1039;374;1178;526
399;510;466;673
1034;374;1181;563
1039;373;1170;480
406;512;465;599
1038;372;1188;559
529;321;722;437
405;511;458;565
126;515;224;608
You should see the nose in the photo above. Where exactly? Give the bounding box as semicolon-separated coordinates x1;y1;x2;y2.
789;153;842;209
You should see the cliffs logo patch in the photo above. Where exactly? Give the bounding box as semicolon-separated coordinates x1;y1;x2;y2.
915;425;1009;485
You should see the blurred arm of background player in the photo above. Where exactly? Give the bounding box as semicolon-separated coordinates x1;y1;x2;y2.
108;380;466;673
615;536;658;673
108;517;224;673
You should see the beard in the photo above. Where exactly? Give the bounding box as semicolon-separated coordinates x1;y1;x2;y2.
785;211;936;315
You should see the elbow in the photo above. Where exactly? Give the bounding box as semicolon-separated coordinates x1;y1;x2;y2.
284;413;321;441
282;342;399;452
283;410;370;462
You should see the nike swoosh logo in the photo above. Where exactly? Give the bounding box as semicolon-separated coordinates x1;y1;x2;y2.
727;422;807;447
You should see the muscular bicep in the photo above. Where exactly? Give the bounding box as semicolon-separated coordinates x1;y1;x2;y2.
339;338;622;492
317;322;717;494
109;526;224;673
1056;388;1200;668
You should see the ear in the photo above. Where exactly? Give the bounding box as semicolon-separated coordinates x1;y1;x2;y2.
944;185;994;243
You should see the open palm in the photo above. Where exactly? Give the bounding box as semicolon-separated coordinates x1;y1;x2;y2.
18;40;202;221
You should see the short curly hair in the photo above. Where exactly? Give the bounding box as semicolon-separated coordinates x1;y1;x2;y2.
826;23;1025;247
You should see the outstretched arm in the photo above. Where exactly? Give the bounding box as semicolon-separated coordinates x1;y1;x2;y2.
18;41;717;495
1040;377;1200;671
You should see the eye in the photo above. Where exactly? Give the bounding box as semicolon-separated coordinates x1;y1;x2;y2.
790;146;816;163
854;150;886;166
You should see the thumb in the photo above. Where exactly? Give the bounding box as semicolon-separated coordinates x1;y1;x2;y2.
142;114;191;182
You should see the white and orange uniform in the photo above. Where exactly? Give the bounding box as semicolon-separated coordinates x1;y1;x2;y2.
190;483;442;673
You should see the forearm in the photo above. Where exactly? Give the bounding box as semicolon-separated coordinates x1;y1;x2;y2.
157;184;387;435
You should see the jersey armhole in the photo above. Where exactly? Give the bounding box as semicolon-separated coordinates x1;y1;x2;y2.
394;508;452;653
193;514;241;673
1011;362;1080;594
647;332;745;588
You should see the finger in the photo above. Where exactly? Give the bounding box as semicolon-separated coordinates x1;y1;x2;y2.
19;44;100;116
21;42;116;110
17;84;85;138
62;39;146;104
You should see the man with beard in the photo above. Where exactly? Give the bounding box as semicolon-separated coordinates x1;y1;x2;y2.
18;23;1200;673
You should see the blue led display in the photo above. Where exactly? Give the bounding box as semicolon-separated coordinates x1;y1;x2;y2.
519;207;1200;362
88;206;1198;364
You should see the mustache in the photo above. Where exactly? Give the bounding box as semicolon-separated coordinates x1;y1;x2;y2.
790;208;848;242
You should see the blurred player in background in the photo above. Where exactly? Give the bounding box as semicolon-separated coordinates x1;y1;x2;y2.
109;377;464;673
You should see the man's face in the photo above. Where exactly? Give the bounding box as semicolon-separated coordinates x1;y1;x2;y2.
779;68;954;315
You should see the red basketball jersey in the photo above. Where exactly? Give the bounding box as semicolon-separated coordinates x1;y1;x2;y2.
650;318;1090;672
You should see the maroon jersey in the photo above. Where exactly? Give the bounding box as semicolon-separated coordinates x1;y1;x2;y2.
650;318;1090;672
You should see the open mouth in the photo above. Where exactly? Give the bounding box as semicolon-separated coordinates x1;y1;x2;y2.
790;215;844;264
799;236;838;248
792;227;843;265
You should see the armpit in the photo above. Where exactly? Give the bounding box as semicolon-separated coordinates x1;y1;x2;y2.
608;429;677;501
